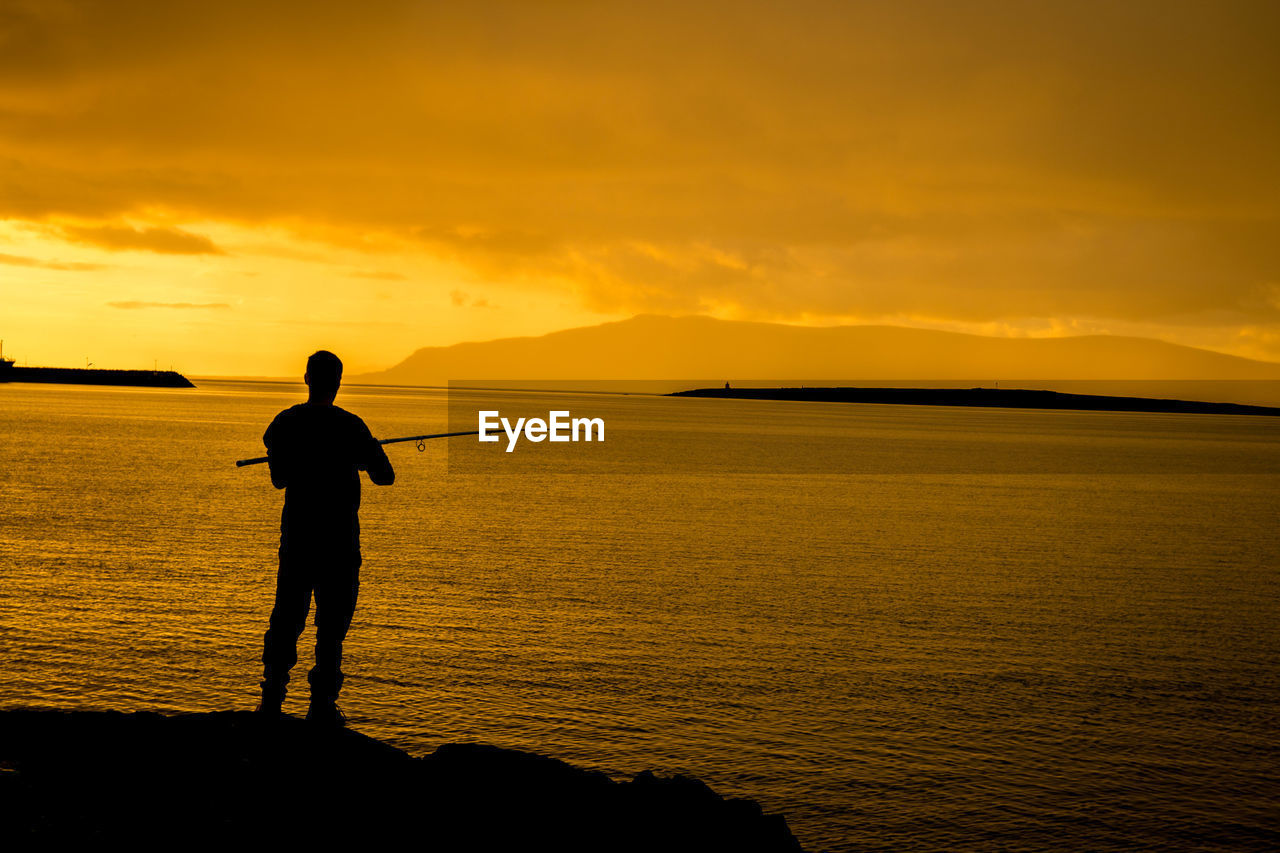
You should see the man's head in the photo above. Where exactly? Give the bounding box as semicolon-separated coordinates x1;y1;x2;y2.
305;350;343;403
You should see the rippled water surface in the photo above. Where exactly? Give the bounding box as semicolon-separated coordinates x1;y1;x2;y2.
2;380;1278;851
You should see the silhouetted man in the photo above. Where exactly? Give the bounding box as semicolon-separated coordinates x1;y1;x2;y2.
258;350;394;726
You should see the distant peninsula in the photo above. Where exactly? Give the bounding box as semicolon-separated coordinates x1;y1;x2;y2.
0;361;194;388
0;709;802;851
670;386;1280;417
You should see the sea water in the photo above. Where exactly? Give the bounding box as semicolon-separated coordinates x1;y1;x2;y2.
1;380;1277;851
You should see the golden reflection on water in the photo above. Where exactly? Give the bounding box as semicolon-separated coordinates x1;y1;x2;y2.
1;380;1278;851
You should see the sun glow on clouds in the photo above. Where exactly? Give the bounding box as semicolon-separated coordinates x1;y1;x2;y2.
0;219;613;375
0;0;1277;373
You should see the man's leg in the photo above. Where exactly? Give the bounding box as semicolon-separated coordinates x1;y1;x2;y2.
260;553;313;712
308;558;360;720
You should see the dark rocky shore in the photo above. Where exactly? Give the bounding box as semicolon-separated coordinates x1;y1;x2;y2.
0;709;803;850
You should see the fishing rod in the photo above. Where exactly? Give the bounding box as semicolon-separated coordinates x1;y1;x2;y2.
234;430;480;467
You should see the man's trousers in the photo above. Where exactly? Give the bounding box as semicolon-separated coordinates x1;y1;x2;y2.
261;551;360;708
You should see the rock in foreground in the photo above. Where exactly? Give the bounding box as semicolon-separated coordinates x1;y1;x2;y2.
0;709;803;851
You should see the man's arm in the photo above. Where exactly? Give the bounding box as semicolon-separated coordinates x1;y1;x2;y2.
360;423;395;486
264;418;290;490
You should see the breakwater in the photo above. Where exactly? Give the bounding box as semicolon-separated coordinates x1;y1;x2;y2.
671;386;1280;416
0;365;194;388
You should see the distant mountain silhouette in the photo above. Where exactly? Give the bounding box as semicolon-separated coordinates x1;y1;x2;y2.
350;315;1280;384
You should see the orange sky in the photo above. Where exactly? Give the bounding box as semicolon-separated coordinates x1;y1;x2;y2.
1;0;1277;376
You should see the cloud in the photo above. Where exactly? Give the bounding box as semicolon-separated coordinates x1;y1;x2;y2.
450;289;496;309
416;227;560;261
272;318;409;328
0;252;107;271
0;0;1276;337
107;301;231;310
349;270;406;280
61;225;224;255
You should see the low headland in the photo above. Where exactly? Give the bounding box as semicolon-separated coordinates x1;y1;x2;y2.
0;363;195;388
0;709;803;850
670;386;1280;416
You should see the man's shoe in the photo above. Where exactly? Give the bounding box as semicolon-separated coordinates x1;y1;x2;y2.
305;701;347;728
